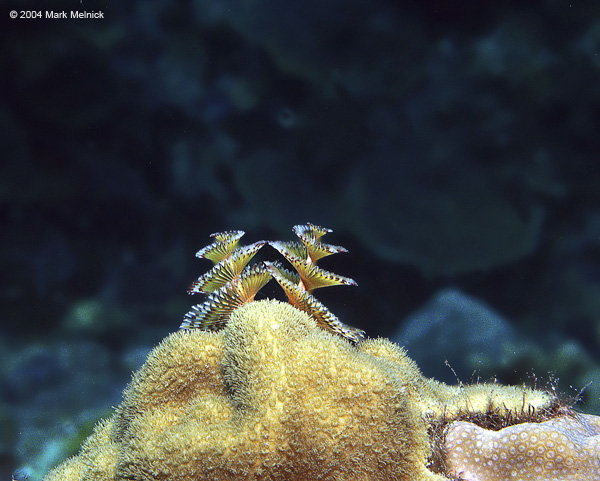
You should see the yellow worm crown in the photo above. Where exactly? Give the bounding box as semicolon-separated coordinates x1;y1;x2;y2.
180;223;365;343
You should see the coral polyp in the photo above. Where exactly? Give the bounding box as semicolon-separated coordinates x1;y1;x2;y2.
444;413;600;480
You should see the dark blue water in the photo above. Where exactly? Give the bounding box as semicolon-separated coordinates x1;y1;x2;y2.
3;1;600;478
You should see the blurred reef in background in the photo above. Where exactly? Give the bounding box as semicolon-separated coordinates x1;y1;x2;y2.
2;0;600;479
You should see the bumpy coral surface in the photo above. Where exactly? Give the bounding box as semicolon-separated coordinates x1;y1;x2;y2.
44;299;562;481
45;301;431;480
444;413;600;481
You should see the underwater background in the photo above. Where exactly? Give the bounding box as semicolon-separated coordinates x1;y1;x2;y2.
2;0;600;478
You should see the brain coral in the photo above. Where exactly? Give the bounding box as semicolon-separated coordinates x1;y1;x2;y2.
42;224;596;481
44;299;558;481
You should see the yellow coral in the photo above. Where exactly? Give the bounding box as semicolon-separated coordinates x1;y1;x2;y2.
42;223;594;480
44;299;557;481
